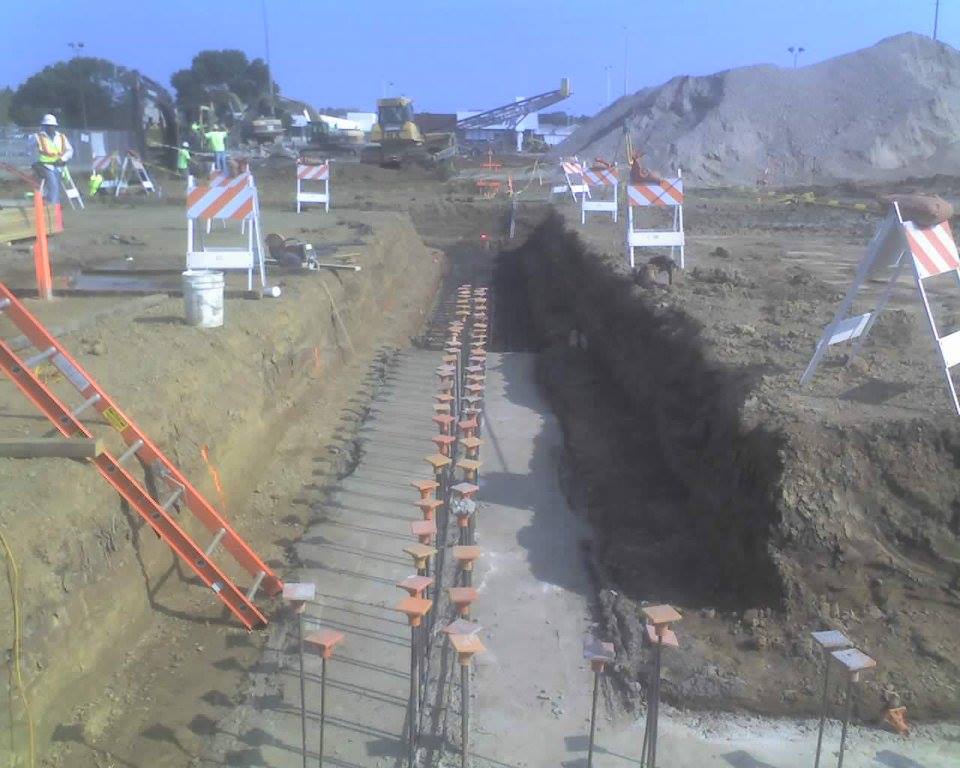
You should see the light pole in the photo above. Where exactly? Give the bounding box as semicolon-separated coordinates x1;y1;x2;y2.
68;42;88;128
787;45;806;69
604;65;612;105
934;0;941;40
261;0;275;116
622;27;629;96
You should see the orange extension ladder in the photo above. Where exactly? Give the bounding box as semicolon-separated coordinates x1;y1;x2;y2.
0;282;281;629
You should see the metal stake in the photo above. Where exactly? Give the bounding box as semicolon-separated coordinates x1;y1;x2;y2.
837;675;854;768
319;655;327;768
649;638;662;768
409;624;418;768
587;666;601;768
814;655;831;768
461;663;470;768
298;612;308;768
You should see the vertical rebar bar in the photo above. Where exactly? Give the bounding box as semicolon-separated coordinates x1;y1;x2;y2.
837;676;854;768
650;640;662;768
298;613;307;768
409;624;417;768
587;667;600;768
461;664;470;768
318;656;327;768
814;656;831;768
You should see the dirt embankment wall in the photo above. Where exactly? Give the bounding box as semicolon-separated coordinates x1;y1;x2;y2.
512;210;960;719
0;210;442;758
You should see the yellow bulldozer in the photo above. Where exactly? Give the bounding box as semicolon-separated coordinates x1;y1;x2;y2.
365;96;456;168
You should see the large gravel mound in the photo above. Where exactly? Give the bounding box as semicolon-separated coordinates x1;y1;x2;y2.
556;33;960;185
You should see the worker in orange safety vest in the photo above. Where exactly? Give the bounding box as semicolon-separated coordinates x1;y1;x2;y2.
31;113;74;204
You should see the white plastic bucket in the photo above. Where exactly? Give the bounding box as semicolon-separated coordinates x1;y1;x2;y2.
182;269;224;328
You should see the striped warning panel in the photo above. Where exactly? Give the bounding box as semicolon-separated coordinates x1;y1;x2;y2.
209;170;253;188
904;220;960;279
628;179;683;207
92;155;116;172
298;162;329;181
561;161;583;176
187;184;256;221
583;167;618;186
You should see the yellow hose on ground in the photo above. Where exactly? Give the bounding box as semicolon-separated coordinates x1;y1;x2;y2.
0;529;35;768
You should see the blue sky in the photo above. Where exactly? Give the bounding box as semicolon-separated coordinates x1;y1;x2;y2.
0;1;952;115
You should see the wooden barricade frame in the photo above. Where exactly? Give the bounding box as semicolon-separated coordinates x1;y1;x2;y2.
625;169;685;269
296;159;330;213
801;202;960;414
581;166;619;223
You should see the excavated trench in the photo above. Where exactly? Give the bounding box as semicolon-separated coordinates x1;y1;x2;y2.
500;210;784;610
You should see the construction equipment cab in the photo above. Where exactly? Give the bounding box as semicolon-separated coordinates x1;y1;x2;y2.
371;97;423;147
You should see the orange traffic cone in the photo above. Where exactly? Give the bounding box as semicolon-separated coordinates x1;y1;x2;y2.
883;706;909;736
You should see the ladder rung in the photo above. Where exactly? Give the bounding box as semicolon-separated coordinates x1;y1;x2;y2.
71;393;102;417
23;347;57;368
246;570;266;601
117;439;144;465
205;527;227;556
161;485;184;510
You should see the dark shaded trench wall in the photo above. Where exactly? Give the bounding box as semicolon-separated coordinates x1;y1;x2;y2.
514;211;785;608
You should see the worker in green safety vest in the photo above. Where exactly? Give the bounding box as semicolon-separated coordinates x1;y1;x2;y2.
88;171;103;197
177;141;191;177
31;113;73;204
204;125;228;172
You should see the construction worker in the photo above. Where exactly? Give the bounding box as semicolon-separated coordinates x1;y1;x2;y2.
177;141;191;177
31;114;73;204
204;124;229;172
88;171;104;197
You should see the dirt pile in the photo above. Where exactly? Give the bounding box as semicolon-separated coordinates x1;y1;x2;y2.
557;33;960;185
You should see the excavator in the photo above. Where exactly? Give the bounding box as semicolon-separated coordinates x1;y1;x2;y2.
365;78;572;169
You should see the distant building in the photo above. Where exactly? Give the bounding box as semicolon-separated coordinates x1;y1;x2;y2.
539;123;578;147
456;108;539;151
347;112;377;133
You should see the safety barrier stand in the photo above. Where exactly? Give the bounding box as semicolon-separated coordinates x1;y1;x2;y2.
552;157;591;202
296;159;331;213
186;172;269;292
283;582;317;768
626;171;685;269
116;150;156;196
639;604;681;768
581;165;619;223
584;635;616;768
92;153;120;192
801;201;960;414
303;627;345;768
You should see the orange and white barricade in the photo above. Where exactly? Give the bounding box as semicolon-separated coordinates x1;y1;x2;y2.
626;171;684;269
115;151;155;196
204;170;254;234
296;160;330;212
801;202;960;414
581;165;619;223
186;174;268;291
551;158;590;202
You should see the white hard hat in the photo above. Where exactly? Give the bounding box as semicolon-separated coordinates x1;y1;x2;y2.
181;141;189;147
40;114;58;126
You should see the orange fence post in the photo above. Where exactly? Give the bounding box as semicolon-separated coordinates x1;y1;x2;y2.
32;192;53;299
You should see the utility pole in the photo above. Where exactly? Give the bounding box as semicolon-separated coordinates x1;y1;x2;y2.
788;45;806;69
68;42;88;128
934;0;941;40
261;0;275;116
623;26;629;96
